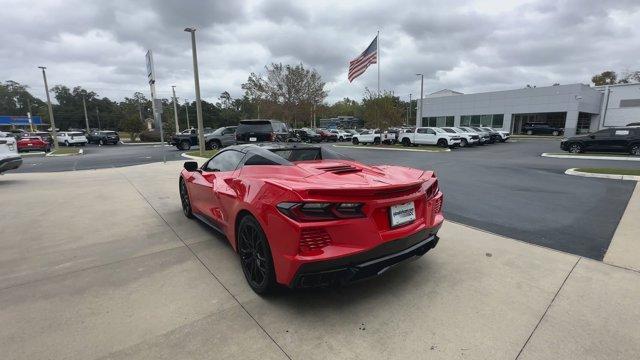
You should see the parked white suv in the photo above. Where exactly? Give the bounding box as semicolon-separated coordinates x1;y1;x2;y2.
480;127;510;142
440;127;480;147
330;129;352;141
351;129;395;145
57;131;88;146
0;132;22;174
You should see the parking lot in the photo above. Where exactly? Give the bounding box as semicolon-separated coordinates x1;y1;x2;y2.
1;156;639;360
14;138;636;260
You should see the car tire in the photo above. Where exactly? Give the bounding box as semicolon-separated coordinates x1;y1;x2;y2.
526;130;533;135
630;144;640;156
206;140;221;150
401;138;411;146
552;131;559;136
179;140;191;151
352;138;359;145
179;178;194;219
569;143;583;154
237;215;277;295
461;138;468;147
437;139;448;148
64;140;69;147
339;136;343;141
373;137;381;145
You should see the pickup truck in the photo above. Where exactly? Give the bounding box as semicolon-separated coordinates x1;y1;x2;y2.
399;127;461;148
0;132;22;174
171;126;236;150
351;129;395;145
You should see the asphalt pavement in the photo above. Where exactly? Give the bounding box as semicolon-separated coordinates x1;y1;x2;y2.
330;139;639;260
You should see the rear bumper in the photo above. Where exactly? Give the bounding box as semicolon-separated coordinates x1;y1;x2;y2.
290;227;440;288
0;156;22;173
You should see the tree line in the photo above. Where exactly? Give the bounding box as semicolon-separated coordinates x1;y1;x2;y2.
0;62;417;139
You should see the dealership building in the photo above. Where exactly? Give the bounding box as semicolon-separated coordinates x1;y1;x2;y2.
416;83;640;136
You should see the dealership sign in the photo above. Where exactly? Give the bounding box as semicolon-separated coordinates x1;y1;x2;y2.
0;115;43;125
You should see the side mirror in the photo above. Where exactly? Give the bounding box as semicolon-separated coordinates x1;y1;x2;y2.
184;161;199;172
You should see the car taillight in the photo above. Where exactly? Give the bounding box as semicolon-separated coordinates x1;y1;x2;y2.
425;179;439;200
277;202;365;221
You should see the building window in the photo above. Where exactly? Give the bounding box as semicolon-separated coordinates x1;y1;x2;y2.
422;116;454;127
461;114;504;128
620;99;640;107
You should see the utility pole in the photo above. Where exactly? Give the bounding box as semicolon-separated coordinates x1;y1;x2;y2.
26;97;33;132
137;100;144;122
171;85;179;134
82;95;90;132
38;66;59;150
416;74;424;128
184;27;205;156
184;100;190;129
96;108;101;130
408;93;412;126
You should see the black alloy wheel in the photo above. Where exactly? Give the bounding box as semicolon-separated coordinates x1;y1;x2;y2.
179;178;194;218
401;138;411;146
461;138;468;147
630;144;640;156
437;139;448;147
352;137;359;145
179;140;191;151
206;140;221;150
569;143;583;153
237;216;276;294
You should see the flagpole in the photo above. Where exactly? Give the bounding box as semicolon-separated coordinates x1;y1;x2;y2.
377;30;380;97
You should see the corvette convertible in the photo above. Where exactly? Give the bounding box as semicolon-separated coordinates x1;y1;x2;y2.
179;144;444;294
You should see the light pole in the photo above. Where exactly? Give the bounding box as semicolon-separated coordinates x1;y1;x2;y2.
171;85;179;134
184;99;190;129
38;66;59;150
407;93;412;126
416;74;424;128
82;95;90;132
184;27;205;156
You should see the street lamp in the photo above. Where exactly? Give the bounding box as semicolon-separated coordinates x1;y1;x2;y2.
416;74;424;128
184;27;205;156
38;66;59;150
171;85;179;134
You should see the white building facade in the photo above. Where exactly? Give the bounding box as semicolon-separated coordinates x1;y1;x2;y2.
416;83;640;137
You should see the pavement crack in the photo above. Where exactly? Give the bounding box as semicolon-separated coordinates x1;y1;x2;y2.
515;257;580;359
117;169;293;360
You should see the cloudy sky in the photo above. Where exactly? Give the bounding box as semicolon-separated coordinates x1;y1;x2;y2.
1;0;639;104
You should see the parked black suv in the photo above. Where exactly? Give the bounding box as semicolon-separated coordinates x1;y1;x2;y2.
87;130;120;145
523;123;564;136
292;129;322;143
561;127;640;155
236;119;295;143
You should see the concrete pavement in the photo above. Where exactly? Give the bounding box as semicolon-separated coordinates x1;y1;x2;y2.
604;182;640;271
0;161;639;360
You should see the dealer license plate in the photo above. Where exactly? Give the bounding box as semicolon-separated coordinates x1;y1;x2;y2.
390;201;416;227
249;137;257;142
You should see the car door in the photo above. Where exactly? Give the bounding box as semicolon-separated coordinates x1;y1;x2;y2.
584;129;612;151
610;129;631;151
420;128;438;145
188;150;244;227
222;127;236;146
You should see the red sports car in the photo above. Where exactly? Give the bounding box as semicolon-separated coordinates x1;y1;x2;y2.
17;136;51;152
179;144;443;294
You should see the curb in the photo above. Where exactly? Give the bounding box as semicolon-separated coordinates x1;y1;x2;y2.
542;153;640;161
19;152;46;157
333;145;451;152
181;153;207;160
121;142;166;146
565;168;640;181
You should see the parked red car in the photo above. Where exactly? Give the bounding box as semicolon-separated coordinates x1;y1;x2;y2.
314;128;338;142
17;136;51;152
179;144;443;294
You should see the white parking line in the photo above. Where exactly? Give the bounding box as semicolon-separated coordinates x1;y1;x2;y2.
333;145;450;152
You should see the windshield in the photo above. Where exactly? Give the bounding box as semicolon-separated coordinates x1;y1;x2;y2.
442;128;456;133
211;127;225;135
433;128;445;133
238;121;273;133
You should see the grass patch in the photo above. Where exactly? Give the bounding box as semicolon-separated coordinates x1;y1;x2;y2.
335;144;449;152
49;148;81;156
547;152;633;157
575;168;640;176
185;150;218;158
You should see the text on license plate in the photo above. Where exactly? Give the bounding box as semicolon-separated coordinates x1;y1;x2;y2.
390;201;416;227
249;137;257;142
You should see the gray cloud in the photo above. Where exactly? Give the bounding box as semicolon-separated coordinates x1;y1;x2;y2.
1;0;639;104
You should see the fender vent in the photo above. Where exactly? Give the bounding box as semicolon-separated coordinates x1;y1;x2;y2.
300;228;332;253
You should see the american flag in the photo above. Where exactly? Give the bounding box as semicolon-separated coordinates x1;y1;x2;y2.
348;36;378;82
